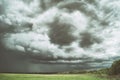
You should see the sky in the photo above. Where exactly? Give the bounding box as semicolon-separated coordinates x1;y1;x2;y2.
0;0;120;73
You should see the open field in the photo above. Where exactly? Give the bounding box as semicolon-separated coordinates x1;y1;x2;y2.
0;73;110;80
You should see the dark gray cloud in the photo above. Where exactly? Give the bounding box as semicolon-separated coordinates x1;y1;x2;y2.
0;20;11;33
57;1;98;19
49;18;76;46
0;5;4;15
79;32;102;48
0;0;6;15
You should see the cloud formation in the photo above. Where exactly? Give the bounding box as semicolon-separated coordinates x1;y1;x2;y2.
0;0;120;70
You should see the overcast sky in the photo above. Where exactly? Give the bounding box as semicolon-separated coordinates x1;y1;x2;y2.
0;0;120;73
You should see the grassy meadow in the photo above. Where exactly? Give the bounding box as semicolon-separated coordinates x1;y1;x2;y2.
0;73;115;80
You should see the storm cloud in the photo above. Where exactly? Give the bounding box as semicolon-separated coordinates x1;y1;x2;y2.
0;0;120;72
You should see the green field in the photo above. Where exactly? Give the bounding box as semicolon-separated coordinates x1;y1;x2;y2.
0;73;110;80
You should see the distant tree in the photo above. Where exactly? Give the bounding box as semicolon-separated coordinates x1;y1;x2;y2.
109;60;120;75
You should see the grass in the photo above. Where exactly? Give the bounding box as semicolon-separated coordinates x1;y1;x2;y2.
0;73;108;80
